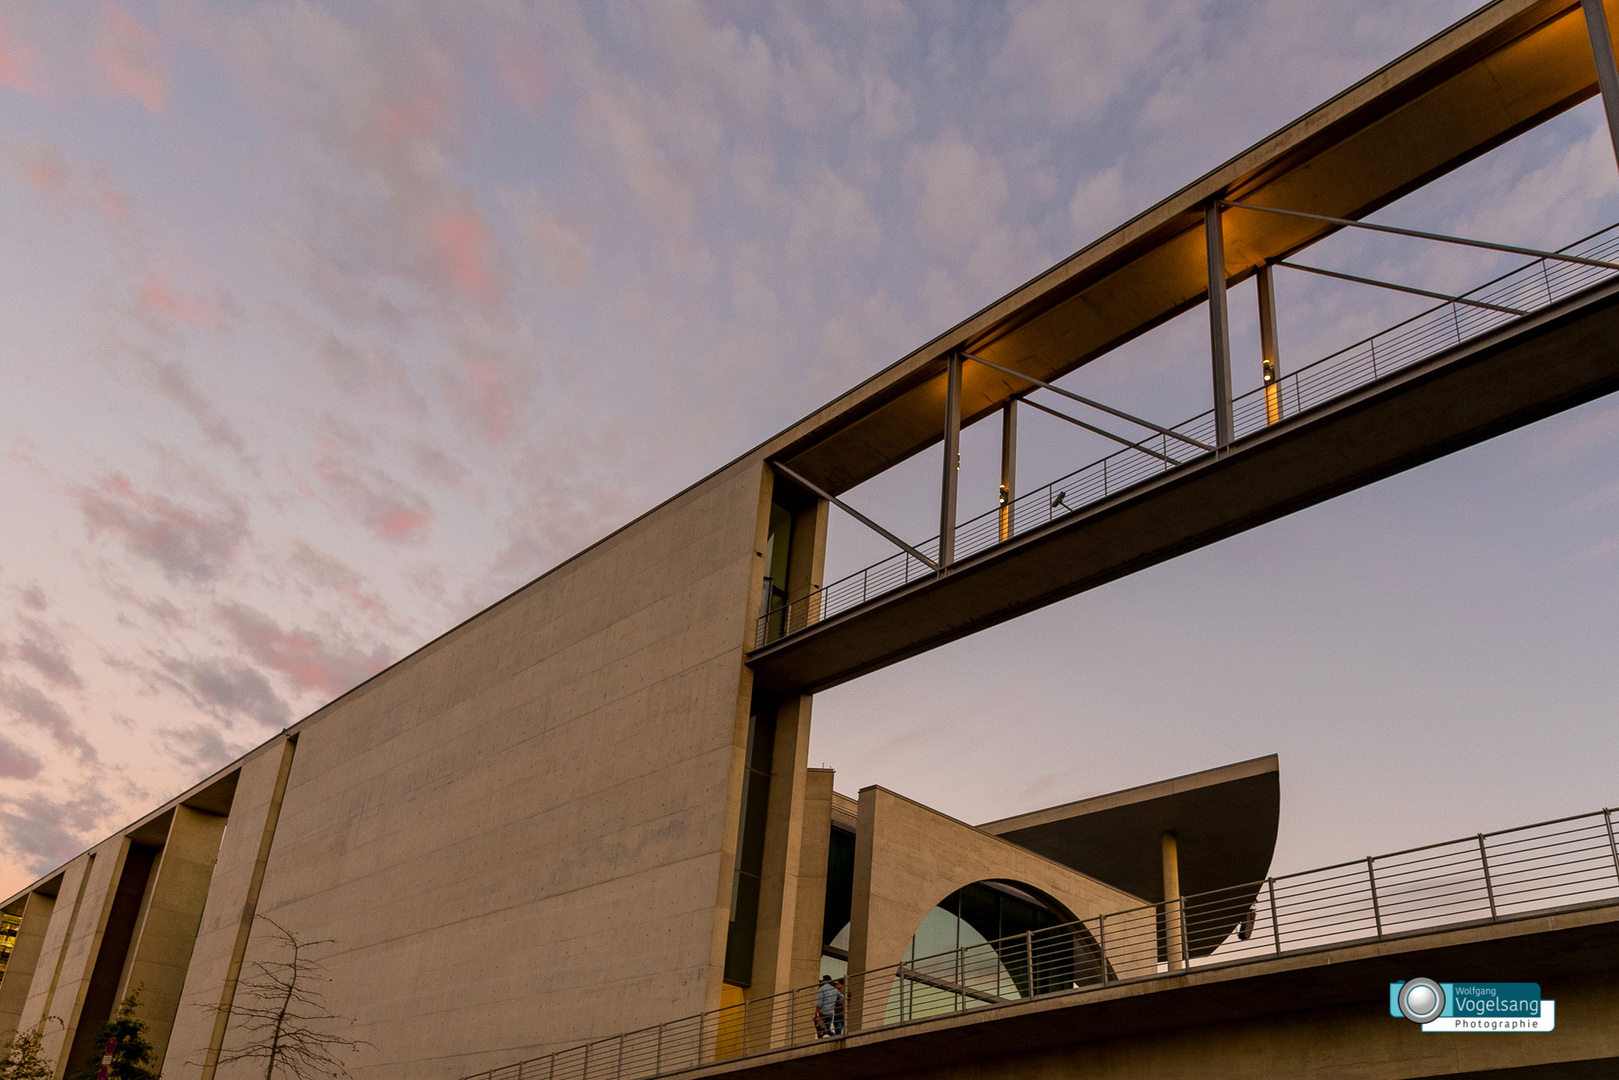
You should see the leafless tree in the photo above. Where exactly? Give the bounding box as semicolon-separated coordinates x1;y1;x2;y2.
211;916;371;1080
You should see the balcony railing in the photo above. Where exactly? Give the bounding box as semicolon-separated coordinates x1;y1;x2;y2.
461;804;1619;1080
755;220;1619;649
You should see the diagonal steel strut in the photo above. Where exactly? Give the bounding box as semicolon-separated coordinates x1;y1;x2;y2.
1220;200;1619;272
962;352;1215;452
771;461;938;570
1277;260;1530;316
1018;398;1182;466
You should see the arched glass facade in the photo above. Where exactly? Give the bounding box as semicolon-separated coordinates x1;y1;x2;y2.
822;879;1107;1024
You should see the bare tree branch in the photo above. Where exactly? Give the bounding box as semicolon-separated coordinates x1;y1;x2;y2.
203;916;372;1080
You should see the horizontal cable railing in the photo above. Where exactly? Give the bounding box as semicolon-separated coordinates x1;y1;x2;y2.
756;220;1619;649
462;806;1619;1080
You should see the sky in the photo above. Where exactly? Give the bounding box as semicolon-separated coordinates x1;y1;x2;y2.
2;0;1618;900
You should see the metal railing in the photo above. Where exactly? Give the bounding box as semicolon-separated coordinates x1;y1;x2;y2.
462;805;1619;1080
756;220;1619;648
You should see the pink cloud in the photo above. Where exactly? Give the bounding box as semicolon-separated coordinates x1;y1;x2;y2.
0;21;43;95
310;434;434;543
91;169;129;225
214;601;388;701
123;345;250;461
379;83;453;145
442;352;518;446
138;266;233;331
287;541;390;618
96;1;167;112
425;207;506;311
75;473;250;583
18;144;70;202
495;38;548;117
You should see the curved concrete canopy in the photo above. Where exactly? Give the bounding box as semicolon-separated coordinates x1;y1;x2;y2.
977;755;1280;908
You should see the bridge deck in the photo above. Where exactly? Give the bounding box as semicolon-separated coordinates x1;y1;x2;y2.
750;278;1619;692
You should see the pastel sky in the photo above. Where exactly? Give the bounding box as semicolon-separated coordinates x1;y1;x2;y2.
3;0;1619;899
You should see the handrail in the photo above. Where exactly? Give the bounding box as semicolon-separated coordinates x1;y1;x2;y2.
754;218;1619;649
461;803;1619;1080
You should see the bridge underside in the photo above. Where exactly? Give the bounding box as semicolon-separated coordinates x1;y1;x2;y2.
693;903;1619;1080
750;280;1619;693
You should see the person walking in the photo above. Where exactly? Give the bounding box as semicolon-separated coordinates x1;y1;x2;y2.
832;978;847;1036
815;975;838;1038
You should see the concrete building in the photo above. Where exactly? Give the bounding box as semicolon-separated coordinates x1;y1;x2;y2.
7;1;1619;1078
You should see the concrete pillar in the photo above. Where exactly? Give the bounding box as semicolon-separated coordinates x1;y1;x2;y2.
115;806;228;1069
0;891;57;1038
1162;831;1185;971
161;739;296;1080
16;856;94;1055
746;694;814;1005
788;770;835;996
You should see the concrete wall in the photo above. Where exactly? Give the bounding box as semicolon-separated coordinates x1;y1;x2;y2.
846;787;1143;1029
186;456;770;1080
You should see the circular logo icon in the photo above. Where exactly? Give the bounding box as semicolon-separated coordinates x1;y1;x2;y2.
1398;978;1446;1023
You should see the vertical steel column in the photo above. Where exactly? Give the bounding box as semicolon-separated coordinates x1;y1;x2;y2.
998;400;1018;541
1206;203;1235;448
1258;262;1283;424
1097;914;1108;982
1584;0;1619;172
1024;930;1036;997
939;353;963;569
1161;830;1185;970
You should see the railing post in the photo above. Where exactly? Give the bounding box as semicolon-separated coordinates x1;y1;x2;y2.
697;1012;705;1067
1258;262;1283;425
654;1024;663;1074
1206;201;1235;448
1024;930;1036;997
1266;878;1282;955
582;1042;591;1080
939;352;962;570
1478;834;1498;920
1603;809;1619;884
1367;857;1383;939
549;1051;556;1080
1098;913;1108;982
518;1061;524;1080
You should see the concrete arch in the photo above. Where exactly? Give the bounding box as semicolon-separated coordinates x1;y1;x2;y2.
845;787;1146;1029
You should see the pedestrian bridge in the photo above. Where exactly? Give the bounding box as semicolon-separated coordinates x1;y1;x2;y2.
743;0;1619;694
